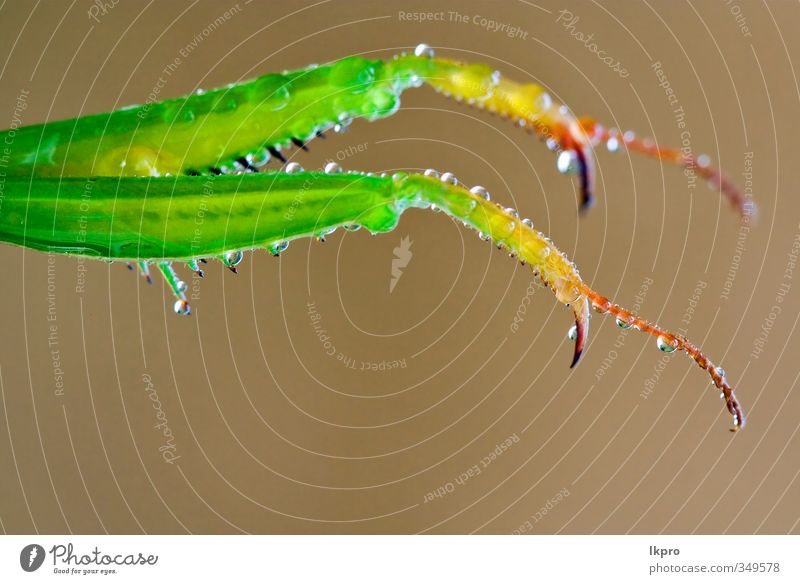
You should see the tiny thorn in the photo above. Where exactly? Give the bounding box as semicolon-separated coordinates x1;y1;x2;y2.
228;266;238;274
291;137;309;151
268;146;286;163
199;258;208;264
236;157;257;172
316;130;326;139
146;276;153;285
127;263;134;271
196;270;204;278
209;167;224;175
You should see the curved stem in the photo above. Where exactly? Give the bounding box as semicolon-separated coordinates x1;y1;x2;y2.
578;284;743;431
578;118;755;219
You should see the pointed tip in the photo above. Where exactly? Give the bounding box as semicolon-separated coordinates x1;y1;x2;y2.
570;345;583;369
228;266;238;274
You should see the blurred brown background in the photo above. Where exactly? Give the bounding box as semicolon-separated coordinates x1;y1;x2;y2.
0;0;797;534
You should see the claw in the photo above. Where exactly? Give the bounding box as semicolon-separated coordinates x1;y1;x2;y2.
570;296;590;368
574;146;594;212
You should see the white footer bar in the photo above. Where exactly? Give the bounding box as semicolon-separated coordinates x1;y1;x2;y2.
1;535;796;582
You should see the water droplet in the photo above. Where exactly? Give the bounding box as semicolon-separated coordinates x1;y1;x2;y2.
521;218;534;229
556;150;578;174
285;162;304;174
545;138;559;151
623;130;636;143
499;219;517;238
606;136;620;152
478;232;491;241
616;317;632;329
715;367;726;379
430;204;441;213
174;300;191;315
334;114;352;133
344;224;361;232
176;280;188;293
470;185;491;200
567;325;578;341
324;162;342;174
414;43;435;59
268;241;289;255
251;149;271;166
535;92;553;111
656;335;677;353
223;250;244;267
440;172;458;185
423;169;440;179
719;392;725;399
392;171;408;182
505;207;519;218
697;154;711;168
